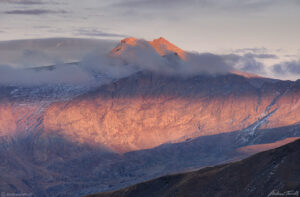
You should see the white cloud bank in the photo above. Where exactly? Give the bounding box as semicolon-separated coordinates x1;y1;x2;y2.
0;38;299;87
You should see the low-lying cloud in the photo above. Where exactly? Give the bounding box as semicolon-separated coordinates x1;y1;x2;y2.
0;38;117;67
0;64;93;86
272;60;300;76
80;40;233;80
0;37;299;87
243;53;278;59
0;38;117;86
0;38;235;86
222;54;266;75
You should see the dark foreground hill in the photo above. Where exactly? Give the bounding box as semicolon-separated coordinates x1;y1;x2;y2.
88;139;300;197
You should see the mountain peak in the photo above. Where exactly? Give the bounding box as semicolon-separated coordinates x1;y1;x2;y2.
110;37;140;55
153;37;168;42
150;37;186;60
120;37;138;46
111;37;186;60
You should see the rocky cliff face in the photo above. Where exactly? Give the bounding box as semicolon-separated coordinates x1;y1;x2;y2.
1;38;300;196
2;71;299;153
42;72;296;153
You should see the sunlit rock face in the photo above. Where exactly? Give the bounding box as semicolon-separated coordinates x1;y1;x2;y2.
41;72;279;153
0;103;16;136
149;37;187;60
264;81;300;128
111;37;186;60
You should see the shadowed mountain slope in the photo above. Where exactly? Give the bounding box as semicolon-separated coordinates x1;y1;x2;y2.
88;139;300;197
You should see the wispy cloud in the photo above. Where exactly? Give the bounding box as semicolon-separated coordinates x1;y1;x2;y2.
4;9;67;15
243;53;278;59
113;0;300;11
75;28;127;38
233;47;269;54
13;0;43;5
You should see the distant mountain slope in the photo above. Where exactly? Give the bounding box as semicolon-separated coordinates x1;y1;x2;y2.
88;139;300;197
42;70;297;153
